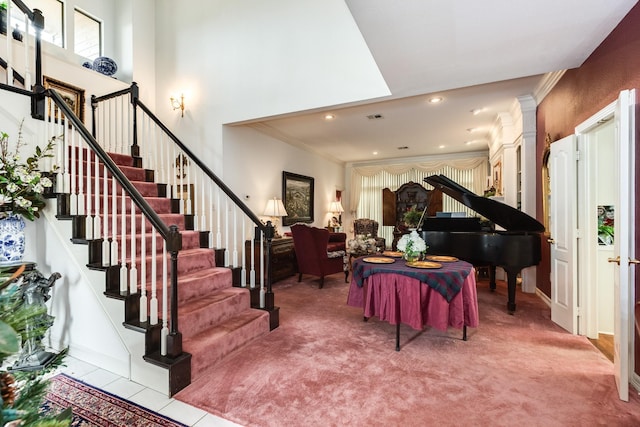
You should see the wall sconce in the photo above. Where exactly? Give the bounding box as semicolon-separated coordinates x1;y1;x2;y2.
328;200;344;227
170;94;185;117
263;197;288;239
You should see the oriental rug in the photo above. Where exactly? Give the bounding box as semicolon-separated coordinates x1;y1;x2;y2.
175;274;640;427
42;373;187;426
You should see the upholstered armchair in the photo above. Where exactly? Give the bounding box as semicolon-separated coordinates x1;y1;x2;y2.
353;218;386;251
290;224;348;288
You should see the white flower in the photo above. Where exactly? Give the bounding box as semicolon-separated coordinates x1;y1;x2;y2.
397;230;427;255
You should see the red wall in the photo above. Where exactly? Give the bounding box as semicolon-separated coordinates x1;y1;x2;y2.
536;2;640;372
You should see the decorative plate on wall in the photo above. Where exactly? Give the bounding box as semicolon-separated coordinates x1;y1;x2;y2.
93;57;118;76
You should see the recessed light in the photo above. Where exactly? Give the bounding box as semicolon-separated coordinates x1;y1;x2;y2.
471;108;485;115
438;145;445;149
324;114;335;120
428;96;444;104
466;127;479;133
372;151;379;155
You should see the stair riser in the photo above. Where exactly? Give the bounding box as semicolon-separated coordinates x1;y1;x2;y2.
179;291;251;339
70;159;148;181
175;269;233;302
68;176;159;197
112;231;202;257
127;250;216;280
96;213;186;234
186;313;270;378
72;195;172;214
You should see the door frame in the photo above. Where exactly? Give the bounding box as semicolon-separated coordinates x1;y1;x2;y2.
575;101;616;339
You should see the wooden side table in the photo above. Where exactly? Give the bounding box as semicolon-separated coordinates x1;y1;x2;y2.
245;237;297;284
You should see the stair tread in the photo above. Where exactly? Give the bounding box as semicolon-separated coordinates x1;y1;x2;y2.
179;287;247;314
183;308;268;344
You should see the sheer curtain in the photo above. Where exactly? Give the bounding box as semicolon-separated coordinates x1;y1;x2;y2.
349;156;488;246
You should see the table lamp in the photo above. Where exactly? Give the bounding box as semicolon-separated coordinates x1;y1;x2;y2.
263;197;288;238
329;200;344;228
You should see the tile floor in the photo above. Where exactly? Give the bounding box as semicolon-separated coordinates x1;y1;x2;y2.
57;356;242;427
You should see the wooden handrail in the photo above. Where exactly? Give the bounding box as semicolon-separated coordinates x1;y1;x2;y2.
47;88;177;246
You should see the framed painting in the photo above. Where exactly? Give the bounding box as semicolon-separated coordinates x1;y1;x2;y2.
43;76;85;123
282;171;314;226
492;160;502;196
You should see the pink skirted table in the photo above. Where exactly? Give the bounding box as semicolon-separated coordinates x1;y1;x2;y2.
347;256;479;350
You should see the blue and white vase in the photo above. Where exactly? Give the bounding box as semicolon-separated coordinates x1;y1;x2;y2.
0;214;26;264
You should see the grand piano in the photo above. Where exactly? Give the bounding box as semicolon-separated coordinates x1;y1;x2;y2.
421;174;545;313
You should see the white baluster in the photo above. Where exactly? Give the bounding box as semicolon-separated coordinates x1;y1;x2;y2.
161;241;168;356
130;199;138;294
139;215;148;323
150;227;158;325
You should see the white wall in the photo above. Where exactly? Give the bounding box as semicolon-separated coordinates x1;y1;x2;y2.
223;125;344;234
152;0;388;177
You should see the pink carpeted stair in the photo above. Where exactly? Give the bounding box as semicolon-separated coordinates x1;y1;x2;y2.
70;149;270;382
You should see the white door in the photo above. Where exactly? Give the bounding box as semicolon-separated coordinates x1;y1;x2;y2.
611;89;635;402
550;135;578;333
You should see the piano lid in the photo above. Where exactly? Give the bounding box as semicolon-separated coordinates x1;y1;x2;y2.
424;174;545;233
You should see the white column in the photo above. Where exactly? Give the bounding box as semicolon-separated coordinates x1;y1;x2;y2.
517;95;538;293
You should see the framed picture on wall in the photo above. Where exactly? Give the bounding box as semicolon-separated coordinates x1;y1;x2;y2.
492;160;502;196
43;76;85;123
282;171;314;226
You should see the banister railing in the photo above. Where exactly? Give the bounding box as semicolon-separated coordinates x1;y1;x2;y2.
47;88;185;358
91;83;276;309
0;1;46;117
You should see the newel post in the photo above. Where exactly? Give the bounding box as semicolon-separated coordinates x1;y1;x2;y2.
264;222;275;310
166;225;183;358
130;82;140;157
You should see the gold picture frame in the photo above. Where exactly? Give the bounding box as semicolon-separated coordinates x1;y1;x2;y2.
492;160;502;196
43;76;85;123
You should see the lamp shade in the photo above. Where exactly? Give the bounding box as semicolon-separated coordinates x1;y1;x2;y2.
263;198;288;217
329;200;344;214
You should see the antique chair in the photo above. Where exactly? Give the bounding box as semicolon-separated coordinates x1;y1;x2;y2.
353;218;386;251
290;224;348;288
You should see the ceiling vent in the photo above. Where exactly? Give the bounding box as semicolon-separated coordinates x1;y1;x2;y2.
397;146;409;150
366;113;384;120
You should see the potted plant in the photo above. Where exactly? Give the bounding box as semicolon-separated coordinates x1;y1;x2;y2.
402;207;422;229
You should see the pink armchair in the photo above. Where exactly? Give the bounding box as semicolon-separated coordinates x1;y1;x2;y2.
290;224;348;288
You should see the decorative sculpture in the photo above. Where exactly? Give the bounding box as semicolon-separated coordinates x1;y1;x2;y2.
10;269;61;371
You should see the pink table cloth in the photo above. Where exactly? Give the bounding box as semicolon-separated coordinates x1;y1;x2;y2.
347;261;479;332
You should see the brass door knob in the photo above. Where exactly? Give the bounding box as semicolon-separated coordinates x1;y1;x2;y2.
608;256;621;265
629;259;640;265
547;238;555;244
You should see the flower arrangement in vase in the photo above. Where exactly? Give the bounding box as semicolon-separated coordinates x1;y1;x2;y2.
397;230;427;262
0;128;57;221
0;126;57;263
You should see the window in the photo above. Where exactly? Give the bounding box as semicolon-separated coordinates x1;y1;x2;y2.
74;8;101;60
9;0;64;47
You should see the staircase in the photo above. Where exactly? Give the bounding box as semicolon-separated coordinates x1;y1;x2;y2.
40;87;278;396
0;1;278;396
75;150;271;382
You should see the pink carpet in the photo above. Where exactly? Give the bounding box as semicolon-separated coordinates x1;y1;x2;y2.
175;273;640;426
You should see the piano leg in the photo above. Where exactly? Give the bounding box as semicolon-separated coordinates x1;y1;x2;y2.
489;265;496;291
504;267;519;314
